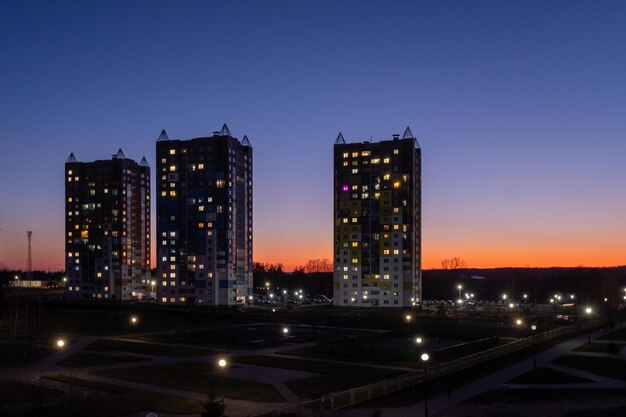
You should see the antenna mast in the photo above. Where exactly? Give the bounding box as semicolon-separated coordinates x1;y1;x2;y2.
27;231;32;280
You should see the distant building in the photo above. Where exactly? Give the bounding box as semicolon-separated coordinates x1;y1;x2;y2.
155;125;253;305
64;150;151;300
333;128;422;307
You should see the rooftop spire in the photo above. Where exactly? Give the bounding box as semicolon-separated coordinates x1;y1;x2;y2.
241;134;251;147
140;156;149;167
114;148;125;159
157;129;169;141
335;132;346;144
220;123;232;137
66;152;77;163
402;126;414;139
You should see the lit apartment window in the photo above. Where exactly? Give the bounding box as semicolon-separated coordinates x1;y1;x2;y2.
169;165;176;171
393;149;399;154
198;163;204;169
351;152;358;157
352;242;358;247
343;153;349;158
383;158;390;163
162;297;167;303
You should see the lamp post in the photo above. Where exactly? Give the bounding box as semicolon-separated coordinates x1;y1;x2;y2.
130;315;138;325
421;353;430;417
15;275;20;287
150;280;156;299
216;358;227;396
457;284;462;302
530;324;537;369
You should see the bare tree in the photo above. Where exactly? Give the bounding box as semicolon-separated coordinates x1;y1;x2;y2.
303;258;333;274
441;257;468;270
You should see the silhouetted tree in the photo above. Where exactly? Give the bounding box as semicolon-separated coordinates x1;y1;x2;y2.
441;257;468;270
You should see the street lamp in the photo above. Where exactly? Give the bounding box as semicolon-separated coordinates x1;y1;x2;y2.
151;280;156;297
130;315;138;325
530;324;537;369
56;339;65;348
515;319;523;326
457;284;462;300
502;294;508;300
421;353;430;417
415;337;423;345
282;327;290;335
14;275;19;286
405;314;412;322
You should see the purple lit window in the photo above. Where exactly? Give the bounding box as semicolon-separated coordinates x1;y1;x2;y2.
342;185;349;192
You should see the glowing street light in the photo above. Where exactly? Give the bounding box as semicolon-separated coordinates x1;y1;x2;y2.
218;358;227;368
502;294;508;300
415;337;423;344
56;339;65;348
130;315;138;325
405;314;412;322
457;284;462;300
282;327;290;335
515;319;523;326
585;307;592;314
421;352;430;417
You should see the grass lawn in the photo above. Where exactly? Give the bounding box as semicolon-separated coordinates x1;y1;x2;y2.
563;406;626;417
234;355;403;399
573;342;624;353
83;339;215;357
599;328;626;341
57;352;152;368
552;355;626;381
0;380;64;406
464;388;626;405
91;361;285;402
280;346;416;368
0;341;54;367
506;367;593;384
30;375;205;417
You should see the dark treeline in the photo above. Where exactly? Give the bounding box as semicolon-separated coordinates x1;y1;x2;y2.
424;266;626;305
2;265;624;305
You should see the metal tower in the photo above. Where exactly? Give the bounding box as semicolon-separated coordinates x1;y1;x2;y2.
27;231;32;281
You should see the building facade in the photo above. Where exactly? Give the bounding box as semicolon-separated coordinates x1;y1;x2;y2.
333;128;422;307
64;150;151;300
155;125;253;305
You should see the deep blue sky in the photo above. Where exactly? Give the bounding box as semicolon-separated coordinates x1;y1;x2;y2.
1;0;625;270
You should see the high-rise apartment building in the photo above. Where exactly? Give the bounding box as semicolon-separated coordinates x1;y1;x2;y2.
156;125;252;305
333;127;422;307
64;150;151;300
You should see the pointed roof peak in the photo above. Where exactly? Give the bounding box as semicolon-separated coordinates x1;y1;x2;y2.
66;152;77;163
140;156;149;167
402;126;414;139
335;132;346;145
241;134;251;147
220;123;232;137
157;129;169;141
114;148;125;159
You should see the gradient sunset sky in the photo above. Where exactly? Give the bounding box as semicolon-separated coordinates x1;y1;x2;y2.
1;0;625;271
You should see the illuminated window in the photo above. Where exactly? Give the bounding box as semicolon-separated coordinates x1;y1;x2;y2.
169;273;176;278
169;149;176;155
351;168;358;174
198;222;204;228
198;205;204;211
383;158;390;163
351;242;358;247
383;174;390;180
170;265;176;270
383;274;390;280
351;258;358;264
351;152;358;157
343;274;349;280
361;151;370;156
169;165;176;171
343;161;348;166
68;170;73;175
393;149;399;154
371;158;380;164
393;249;399;255
170;297;175;303
170;256;176;262
169;190;176;197
383;249;390;255
161;191;166;196
198;163;204;169
393;182;400;188
96;272;102;278
351;218;357;223
162;297;167;303
343;152;349;158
